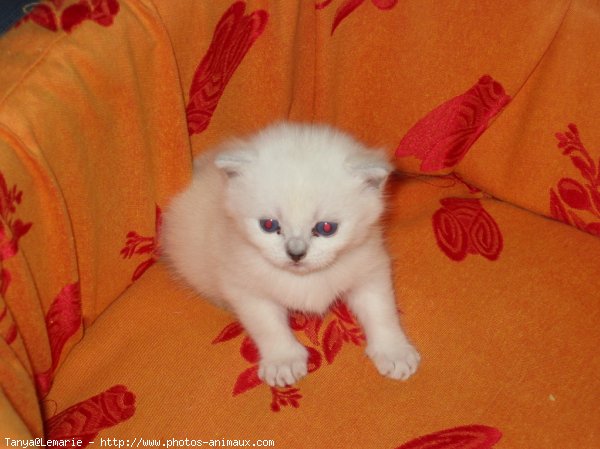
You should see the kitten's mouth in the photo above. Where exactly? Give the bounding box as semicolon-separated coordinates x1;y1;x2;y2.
288;261;308;271
284;258;329;275
266;252;333;274
281;259;315;275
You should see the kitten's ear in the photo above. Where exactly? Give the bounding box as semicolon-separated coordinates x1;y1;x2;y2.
346;151;392;189
214;142;256;178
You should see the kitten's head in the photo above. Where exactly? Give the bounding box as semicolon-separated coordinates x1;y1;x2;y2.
214;122;391;274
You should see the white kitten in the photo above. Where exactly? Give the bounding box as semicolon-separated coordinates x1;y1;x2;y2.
161;122;420;387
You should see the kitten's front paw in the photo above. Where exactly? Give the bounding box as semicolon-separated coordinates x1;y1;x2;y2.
366;342;420;381
258;344;309;387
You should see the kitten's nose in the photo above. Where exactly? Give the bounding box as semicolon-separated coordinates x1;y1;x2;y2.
286;238;307;262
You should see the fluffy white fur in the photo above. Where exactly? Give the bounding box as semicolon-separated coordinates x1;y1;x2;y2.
161;122;420;387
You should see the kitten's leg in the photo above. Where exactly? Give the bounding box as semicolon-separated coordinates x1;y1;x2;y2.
345;271;420;380
229;294;308;387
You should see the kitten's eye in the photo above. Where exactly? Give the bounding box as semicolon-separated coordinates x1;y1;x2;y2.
313;221;338;237
259;218;280;233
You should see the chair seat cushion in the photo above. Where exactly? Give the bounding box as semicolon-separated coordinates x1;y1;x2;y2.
44;178;600;448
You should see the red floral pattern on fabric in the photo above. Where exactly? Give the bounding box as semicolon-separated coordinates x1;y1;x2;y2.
316;0;398;34
16;0;120;33
322;301;364;363
289;311;322;346
432;198;503;262
25;3;59;31
550;124;600;237
213;299;358;411
212;320;244;343
35;282;82;398
0;269;10;298
0;172;32;262
186;2;268;135
1;273;18;345
396;76;510;172
228;333;323;400
395;425;502;449
4;323;18;344
45;385;136;445
270;387;302;412
232;365;262;396
0;171;32;346
120;205;161;282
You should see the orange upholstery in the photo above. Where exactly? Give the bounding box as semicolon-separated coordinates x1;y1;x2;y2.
0;1;598;447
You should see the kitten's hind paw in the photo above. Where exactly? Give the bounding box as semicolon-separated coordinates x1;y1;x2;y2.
258;345;309;387
366;342;420;381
